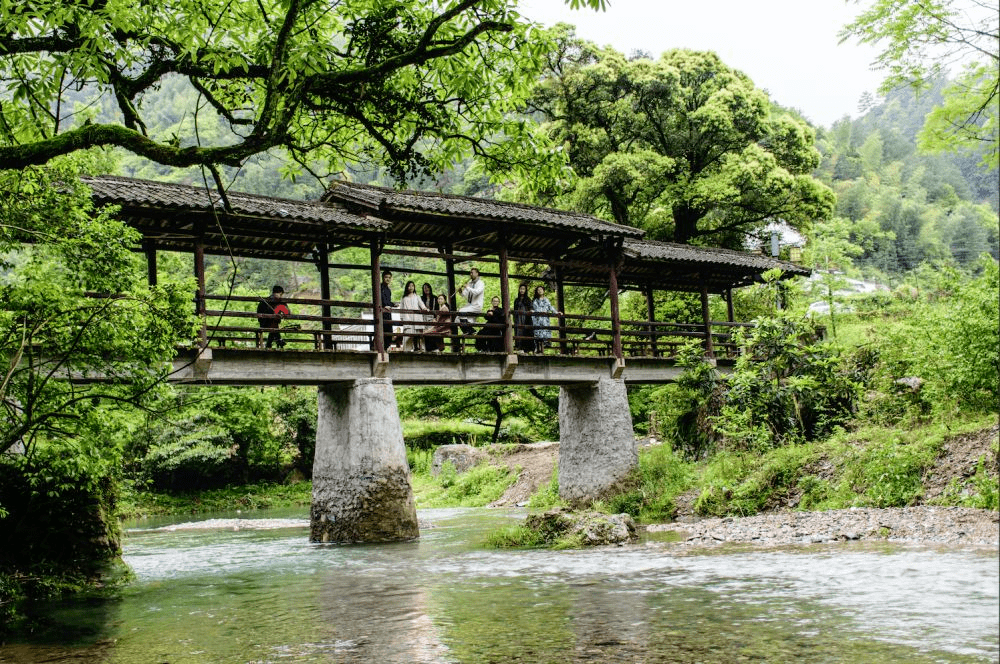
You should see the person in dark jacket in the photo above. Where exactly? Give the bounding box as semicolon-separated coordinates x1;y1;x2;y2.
379;270;395;350
257;285;290;348
512;282;534;353
475;296;505;352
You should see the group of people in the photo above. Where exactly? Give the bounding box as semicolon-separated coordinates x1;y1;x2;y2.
257;268;561;353
381;268;561;354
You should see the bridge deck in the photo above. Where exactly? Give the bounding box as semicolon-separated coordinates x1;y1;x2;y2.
166;347;724;386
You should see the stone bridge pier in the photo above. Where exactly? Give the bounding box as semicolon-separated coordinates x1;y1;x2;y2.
558;378;637;504
311;379;419;543
310;376;637;543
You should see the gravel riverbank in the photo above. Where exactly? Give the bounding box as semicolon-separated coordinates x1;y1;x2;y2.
646;506;999;548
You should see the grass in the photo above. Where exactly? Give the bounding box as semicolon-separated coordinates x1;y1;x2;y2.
118;480;313;519
410;459;517;508
562;413;999;522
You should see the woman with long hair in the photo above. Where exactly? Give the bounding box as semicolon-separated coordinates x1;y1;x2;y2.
531;285;561;354
398;280;428;351
512;282;534;353
424;293;452;352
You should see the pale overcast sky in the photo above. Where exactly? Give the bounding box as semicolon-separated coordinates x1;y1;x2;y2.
517;0;886;128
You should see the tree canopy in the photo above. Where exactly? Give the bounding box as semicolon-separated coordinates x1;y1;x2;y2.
524;32;835;247
841;0;999;168
0;0;603;179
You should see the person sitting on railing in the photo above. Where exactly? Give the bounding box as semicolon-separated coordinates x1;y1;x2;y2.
475;296;505;352
257;285;290;349
424;294;452;352
512;282;534;353
531;285;561;354
398;280;429;351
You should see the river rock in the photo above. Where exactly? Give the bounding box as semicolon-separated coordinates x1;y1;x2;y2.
432;444;485;476
525;508;637;546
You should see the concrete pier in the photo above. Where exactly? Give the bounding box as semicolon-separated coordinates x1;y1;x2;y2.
557;378;637;504
311;379;419;543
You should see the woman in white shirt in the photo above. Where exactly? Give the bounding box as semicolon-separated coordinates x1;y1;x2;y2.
398;280;429;350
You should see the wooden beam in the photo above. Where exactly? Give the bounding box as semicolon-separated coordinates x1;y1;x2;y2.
499;240;513;354
143;239;157;287
370;237;385;356
726;287;735;323
318;245;332;349
555;268;568;355
194;239;207;347
700;280;714;358
609;265;623;361
646;284;657;357
443;243;459;352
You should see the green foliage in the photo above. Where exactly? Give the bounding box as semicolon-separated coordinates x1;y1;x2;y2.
840;0;998;167
117;480;312;519
524;32;834;247
656;317;859;458
406;447;434;476
2;165;196;457
483;524;546;549
402;418;496;450
864;258;999;415
600;443;692;522
410;458;516;508
527;466;565;510
0;0;603;183
129;387;313;491
718;316;860;449
938;454;1000;511
398;386;559;444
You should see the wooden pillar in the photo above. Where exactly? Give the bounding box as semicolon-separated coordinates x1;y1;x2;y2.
645;284;657;357
499;241;512;354
609;265;623;361
726;288;735;323
700;281;714;358
193;240;207;347
444;244;459;353
143;240;157;287
555;269;568;355
318;245;332;349
370;237;385;356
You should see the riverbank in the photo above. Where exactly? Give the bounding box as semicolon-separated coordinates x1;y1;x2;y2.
119;421;999;550
483;420;999;548
646;506;999;547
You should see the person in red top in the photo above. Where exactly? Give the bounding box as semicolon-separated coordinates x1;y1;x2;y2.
257;285;290;348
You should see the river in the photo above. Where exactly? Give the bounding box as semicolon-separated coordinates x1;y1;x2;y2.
2;507;997;663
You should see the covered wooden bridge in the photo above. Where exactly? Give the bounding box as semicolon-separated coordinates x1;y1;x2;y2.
82;176;807;386
82;174;808;543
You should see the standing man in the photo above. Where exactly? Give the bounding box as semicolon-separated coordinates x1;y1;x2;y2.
380;270;396;349
456;267;485;335
257;285;290;349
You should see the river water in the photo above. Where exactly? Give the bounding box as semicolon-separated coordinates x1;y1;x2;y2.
2;507;997;663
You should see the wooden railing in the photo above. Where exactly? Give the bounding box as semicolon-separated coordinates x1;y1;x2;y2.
94;293;750;360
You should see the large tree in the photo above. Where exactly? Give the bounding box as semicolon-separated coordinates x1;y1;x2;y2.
0;0;603;180
525;32;835;247
841;0;999;168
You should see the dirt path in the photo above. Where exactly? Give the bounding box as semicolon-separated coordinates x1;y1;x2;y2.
486;442;558;507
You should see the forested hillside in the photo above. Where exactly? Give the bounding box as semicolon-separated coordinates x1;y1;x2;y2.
814;78;998;274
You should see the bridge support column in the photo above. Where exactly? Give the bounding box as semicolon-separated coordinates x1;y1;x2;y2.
311;379;419;543
557;378;637;504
